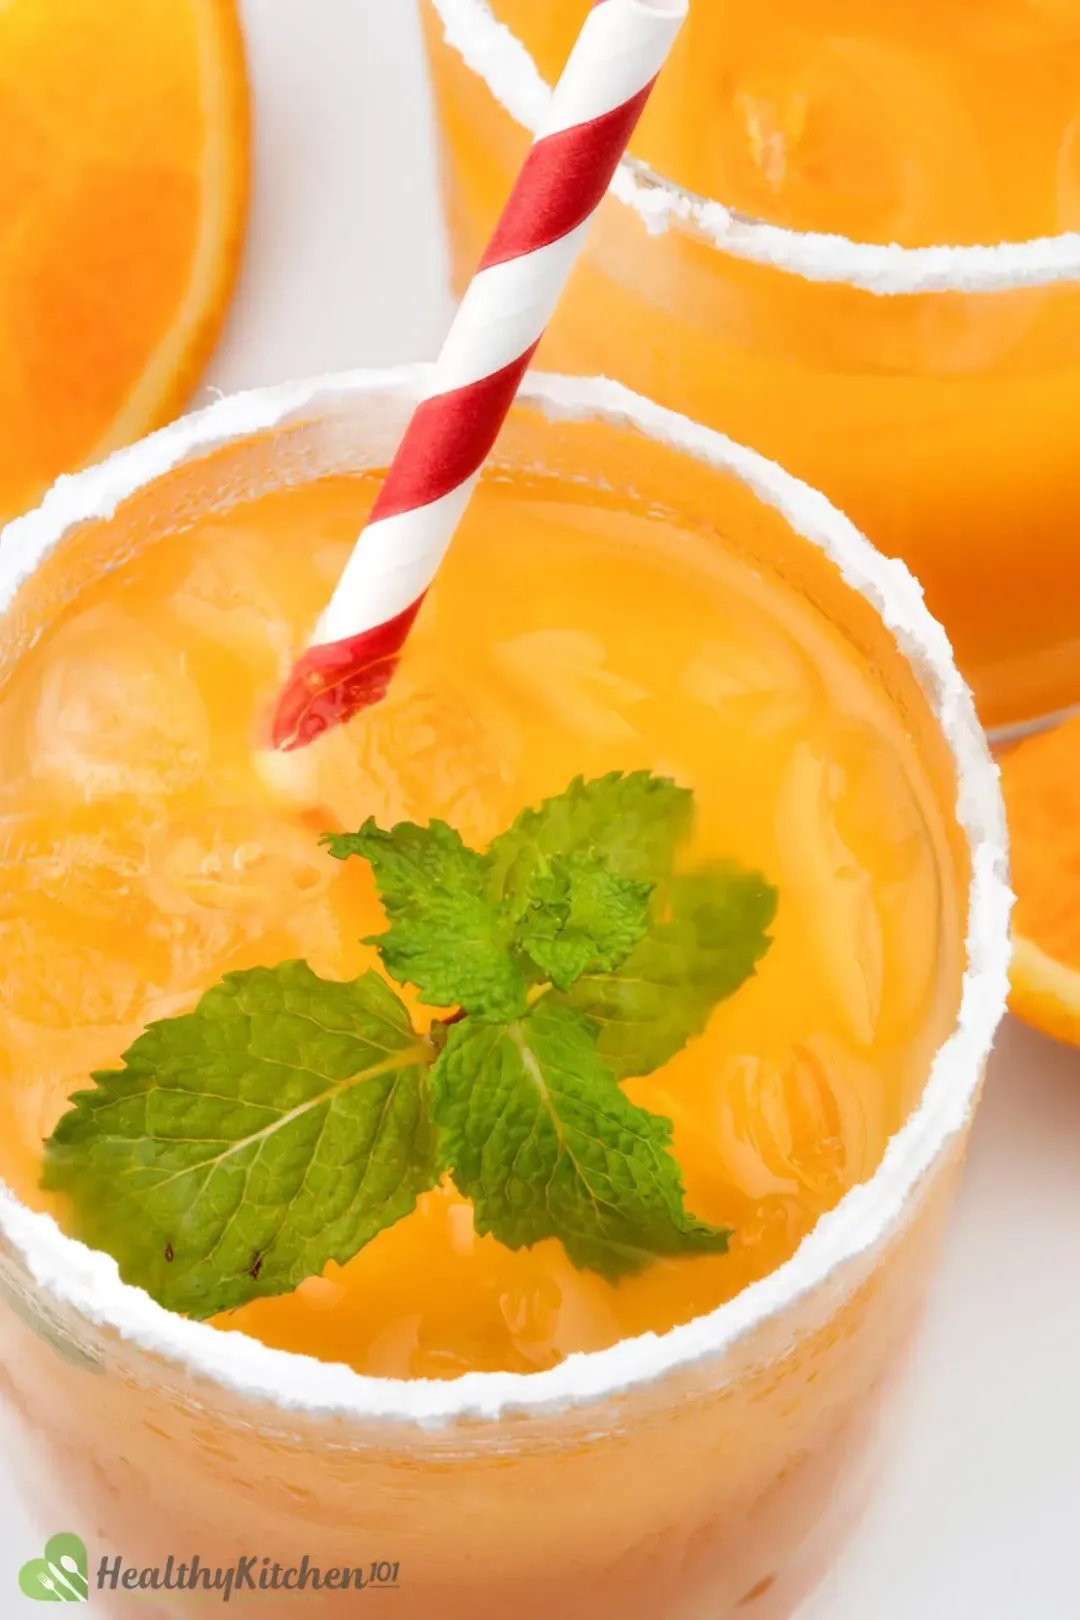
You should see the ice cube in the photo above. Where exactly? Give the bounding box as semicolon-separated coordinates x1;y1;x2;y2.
495;1261;622;1364
680;621;815;739
294;1274;348;1311
147;806;332;918
714;1039;886;1205
265;670;516;849
0;909;144;1029
144;805;339;988
166;524;298;678
0;815;171;1030
31;605;210;802
363;1314;423;1378
493;629;645;745
542;1263;622;1361
498;1276;564;1370
777;740;885;1047
812;719;942;1042
0;807;147;922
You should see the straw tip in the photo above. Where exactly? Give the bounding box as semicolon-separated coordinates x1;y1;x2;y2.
267;600;425;752
267;633;407;754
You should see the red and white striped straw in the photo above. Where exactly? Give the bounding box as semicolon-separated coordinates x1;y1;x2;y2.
271;0;688;751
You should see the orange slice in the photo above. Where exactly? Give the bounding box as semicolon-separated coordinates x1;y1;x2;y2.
0;0;249;523
1001;711;1080;1045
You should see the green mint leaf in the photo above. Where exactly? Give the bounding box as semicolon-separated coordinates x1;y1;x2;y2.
42;962;439;1318
559;863;778;1080
515;852;653;990
432;999;730;1279
324;819;528;1020
487;771;693;900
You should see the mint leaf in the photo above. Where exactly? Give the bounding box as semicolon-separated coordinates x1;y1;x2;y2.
42;963;439;1318
432;1000;730;1279
516;852;652;990
559;864;777;1080
487;771;692;899
324;819;527;1020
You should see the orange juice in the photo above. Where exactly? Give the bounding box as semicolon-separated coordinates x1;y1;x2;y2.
0;421;962;1377
0;375;1007;1619
422;0;1080;733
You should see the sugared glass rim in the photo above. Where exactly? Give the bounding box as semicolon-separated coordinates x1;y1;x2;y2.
429;0;1080;296
0;367;1011;1427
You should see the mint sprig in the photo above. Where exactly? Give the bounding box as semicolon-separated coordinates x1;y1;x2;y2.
43;773;776;1318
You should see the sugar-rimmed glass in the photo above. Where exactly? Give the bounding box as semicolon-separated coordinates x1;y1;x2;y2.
0;369;1009;1620
421;0;1080;740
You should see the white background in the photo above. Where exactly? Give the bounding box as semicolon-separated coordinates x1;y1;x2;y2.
4;3;1080;1614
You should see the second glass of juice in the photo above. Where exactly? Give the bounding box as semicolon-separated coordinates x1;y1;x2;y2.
422;0;1080;736
0;370;1008;1618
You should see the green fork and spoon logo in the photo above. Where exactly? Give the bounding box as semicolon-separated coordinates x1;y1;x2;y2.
18;1533;89;1603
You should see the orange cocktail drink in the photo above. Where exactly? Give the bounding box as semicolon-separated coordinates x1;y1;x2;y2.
422;0;1080;735
0;371;1008;1618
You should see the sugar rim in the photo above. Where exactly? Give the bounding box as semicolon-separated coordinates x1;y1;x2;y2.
429;0;1080;296
0;366;1011;1428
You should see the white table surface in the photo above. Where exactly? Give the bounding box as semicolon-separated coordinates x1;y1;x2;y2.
4;4;1080;1614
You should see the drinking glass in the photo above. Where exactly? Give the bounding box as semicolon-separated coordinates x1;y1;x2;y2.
0;369;1009;1619
421;0;1080;738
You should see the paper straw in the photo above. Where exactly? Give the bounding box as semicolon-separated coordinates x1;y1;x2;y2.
271;0;688;751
